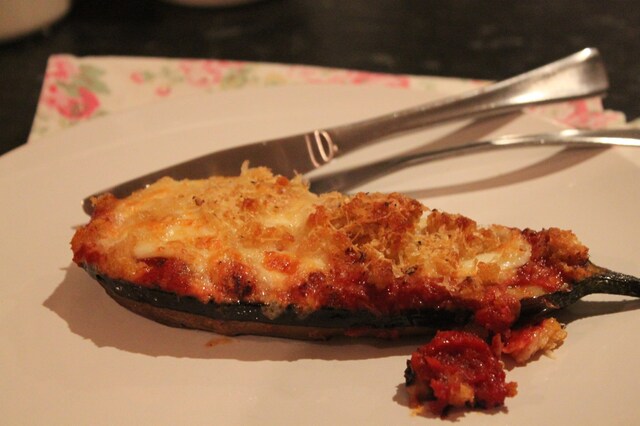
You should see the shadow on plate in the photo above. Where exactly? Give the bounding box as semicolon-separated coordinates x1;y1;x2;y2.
330;113;607;197
392;382;509;420
44;265;640;363
402;148;604;200
553;297;640;325
44;265;429;361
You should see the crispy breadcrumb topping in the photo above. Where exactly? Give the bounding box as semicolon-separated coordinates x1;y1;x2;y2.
72;167;590;329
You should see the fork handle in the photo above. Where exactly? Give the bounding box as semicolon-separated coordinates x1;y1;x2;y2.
308;128;640;193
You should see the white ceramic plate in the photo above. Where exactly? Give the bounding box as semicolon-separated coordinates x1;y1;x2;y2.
1;85;638;425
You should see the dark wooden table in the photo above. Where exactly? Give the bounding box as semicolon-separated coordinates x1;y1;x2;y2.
1;0;638;155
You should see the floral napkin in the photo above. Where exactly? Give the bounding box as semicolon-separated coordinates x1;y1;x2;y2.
30;54;627;142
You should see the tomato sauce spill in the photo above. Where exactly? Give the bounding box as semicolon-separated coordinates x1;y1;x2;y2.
405;330;517;416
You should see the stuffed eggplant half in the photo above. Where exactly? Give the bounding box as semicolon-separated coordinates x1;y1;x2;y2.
72;166;639;342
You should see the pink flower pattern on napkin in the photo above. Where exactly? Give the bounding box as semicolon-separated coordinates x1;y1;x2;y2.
179;60;246;87
30;54;626;142
556;99;626;129
286;65;411;88
43;85;100;120
37;56;108;129
129;59;253;96
127;59;413;98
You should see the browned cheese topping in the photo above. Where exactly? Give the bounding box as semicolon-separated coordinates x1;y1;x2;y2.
72;166;591;332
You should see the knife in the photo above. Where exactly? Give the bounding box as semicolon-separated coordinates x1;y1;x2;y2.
83;48;607;214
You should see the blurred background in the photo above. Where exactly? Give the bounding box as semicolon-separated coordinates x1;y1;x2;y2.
1;0;638;155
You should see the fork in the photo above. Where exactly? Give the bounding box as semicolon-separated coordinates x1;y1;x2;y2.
308;128;640;193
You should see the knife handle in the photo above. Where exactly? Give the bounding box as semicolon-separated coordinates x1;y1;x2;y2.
323;48;607;160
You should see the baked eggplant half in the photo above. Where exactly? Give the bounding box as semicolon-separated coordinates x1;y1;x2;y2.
71;166;640;341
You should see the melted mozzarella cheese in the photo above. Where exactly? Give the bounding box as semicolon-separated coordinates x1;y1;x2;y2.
458;230;531;280
73;166;539;304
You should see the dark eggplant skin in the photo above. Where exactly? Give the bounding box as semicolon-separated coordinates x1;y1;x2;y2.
84;263;640;340
519;266;640;317
86;266;473;339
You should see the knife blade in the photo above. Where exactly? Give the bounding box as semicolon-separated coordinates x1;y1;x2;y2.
86;131;332;207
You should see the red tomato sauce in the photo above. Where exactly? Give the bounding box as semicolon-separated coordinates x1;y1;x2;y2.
406;330;517;415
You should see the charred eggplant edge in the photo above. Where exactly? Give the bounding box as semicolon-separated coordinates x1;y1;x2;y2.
82;262;640;340
83;264;472;340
